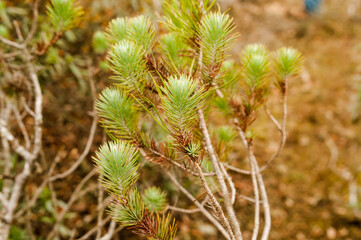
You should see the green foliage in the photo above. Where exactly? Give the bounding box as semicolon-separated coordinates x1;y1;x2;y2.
242;44;268;61
215;96;232;115
143;187;167;213
96;88;139;141
217;126;236;143
0;24;9;38
9;226;30;240
160;33;189;72
127;15;155;52
152;214;178;240
162;0;201;47
242;44;270;91
219;60;239;89
106;16;155;52
274;47;304;82
94;141;140;196
92;30;108;54
160;75;205;134
106;17;129;44
110;188;144;227
240;44;271;114
199;11;237;84
46;0;83;31
108;40;148;92
184;141;202;158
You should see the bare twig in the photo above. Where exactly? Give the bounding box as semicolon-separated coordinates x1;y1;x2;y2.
198;109;242;240
237;128;271;240
166;205;201;214
0;35;24;49
23;0;40;46
15;151;63;218
222;163;251;175
77;216;111;240
0;102;12;200
96;176;105;239
238;195;261;204
99;220;116;240
249;148;260;240
220;163;236;205
194;163;234;239
260;81;288;171
145;147;216;177
10;103;31;149
13;21;24;41
165;171;231;240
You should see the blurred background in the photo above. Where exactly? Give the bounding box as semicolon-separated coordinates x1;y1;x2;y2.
1;0;361;239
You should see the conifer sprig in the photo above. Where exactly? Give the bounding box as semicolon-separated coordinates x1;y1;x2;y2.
160;75;205;134
93;141;140;196
143;187;168;213
160;33;189;72
162;0;215;47
199;11;237;85
128;15;155;52
108;40;148;92
106;16;155;53
110;188;144;227
46;0;83;31
241;44;271;107
96;88;139;142
274;47;304;85
153;214;178;240
106;17;129;44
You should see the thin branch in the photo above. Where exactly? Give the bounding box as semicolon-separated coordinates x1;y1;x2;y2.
165;171;231;240
13;21;24;41
238;195;261;204
15;151;63;218
326;137;353;181
0;121;33;160
0;102;12;200
21;96;35;117
264;106;281;131
237;128;271;240
99;220;116;240
77;216;111;240
10;103;31;149
198;108;242;240
166;205;201;214
0;35;24;49
96;175;105;239
23;0;40;46
145;147;216;177
194;163;234;239
249;148;260;240
220;163;236;205
222;163;251;175
260;81;288;171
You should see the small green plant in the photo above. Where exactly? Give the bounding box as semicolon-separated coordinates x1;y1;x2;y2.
94;0;303;239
